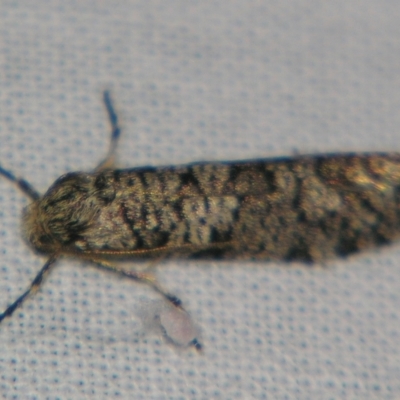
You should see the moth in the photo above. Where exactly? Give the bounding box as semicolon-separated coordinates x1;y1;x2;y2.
1;92;400;348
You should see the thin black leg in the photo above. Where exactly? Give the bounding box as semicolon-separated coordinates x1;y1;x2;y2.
92;259;182;308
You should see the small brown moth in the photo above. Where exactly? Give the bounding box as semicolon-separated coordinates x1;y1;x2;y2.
1;92;400;349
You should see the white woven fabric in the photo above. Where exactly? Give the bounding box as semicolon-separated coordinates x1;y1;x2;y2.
0;1;399;399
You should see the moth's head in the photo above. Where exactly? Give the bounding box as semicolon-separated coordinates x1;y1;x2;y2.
22;172;98;254
22;200;60;253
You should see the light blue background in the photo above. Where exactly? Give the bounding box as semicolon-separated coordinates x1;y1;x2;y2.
0;1;399;399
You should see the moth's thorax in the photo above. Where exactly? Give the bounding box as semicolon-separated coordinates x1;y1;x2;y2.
22;171;103;254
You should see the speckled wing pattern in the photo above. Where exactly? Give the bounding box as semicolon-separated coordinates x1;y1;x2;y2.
24;153;400;262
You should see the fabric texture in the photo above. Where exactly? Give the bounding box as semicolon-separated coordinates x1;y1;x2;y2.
0;1;400;399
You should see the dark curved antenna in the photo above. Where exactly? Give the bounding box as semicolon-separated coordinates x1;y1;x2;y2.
0;255;58;323
0;165;40;201
96;90;122;171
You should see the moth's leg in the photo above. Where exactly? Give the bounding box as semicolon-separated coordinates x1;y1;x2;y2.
96;90;121;171
138;253;170;271
0;166;40;201
91;259;203;351
91;259;182;308
0;255;58;323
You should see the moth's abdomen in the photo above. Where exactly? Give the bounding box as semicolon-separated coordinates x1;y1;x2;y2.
231;153;400;261
24;153;400;261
